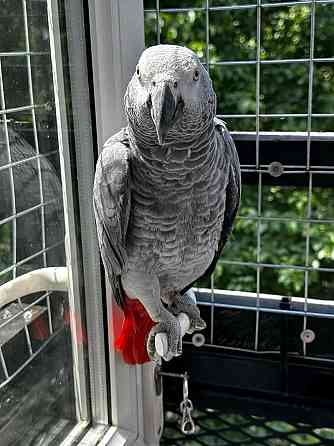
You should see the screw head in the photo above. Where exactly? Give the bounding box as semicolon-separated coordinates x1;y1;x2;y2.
268;161;284;177
300;329;315;344
192;333;205;347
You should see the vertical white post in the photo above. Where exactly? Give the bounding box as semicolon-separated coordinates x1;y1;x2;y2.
88;1;163;445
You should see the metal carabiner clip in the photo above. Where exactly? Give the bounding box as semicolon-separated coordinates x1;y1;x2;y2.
180;399;196;435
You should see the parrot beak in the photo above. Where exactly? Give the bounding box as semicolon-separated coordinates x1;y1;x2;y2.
150;83;178;145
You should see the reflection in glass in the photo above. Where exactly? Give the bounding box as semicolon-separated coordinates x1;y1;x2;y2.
0;223;13;274
26;0;50;52
30;55;55;106
7;111;36;153
35;107;58;154
2;56;30;110
0;0;25;52
16;208;42;263
0;169;13;220
13;159;40;213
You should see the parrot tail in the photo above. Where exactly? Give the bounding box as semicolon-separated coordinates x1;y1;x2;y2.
114;296;156;364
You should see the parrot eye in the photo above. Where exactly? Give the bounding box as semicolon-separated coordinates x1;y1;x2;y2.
193;69;199;81
136;65;140;78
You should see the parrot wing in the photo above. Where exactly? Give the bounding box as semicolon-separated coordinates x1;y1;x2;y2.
93;128;131;307
182;118;241;293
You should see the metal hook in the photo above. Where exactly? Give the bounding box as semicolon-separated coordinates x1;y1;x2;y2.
180;398;195;435
183;372;189;401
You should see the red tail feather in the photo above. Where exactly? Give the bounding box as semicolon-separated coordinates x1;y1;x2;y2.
114;296;156;364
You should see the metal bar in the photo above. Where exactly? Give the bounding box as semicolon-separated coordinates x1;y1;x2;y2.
23;0;54;342
183;341;334;362
0;346;9;379
218;113;334;117
0;240;64;278
0;103;47;115
238;215;334;225
211;57;334;65
0;51;49;57
0;198;60;226
156;0;160;45
0;328;62;390
219;259;334;273
255;172;262;351
0;150;58;174
144;0;334;13
0;292;51;330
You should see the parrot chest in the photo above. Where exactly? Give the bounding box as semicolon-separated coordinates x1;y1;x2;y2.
126;157;226;286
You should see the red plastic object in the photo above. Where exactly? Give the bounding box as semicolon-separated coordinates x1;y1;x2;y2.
115;296;156;364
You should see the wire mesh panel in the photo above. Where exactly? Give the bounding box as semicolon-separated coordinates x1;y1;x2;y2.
143;0;334;362
0;1;88;444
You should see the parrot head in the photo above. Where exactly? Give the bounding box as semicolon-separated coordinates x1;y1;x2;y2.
125;44;216;146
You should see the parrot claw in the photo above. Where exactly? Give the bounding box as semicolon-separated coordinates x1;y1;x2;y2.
168;292;207;335
147;312;182;361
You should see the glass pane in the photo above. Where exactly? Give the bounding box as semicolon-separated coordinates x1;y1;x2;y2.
35;107;58;155
13;159;41;213
0;169;13;222
2;56;30;110
0;223;13;274
8;110;36;155
0;0;25;52
31;54;55;106
26;0;50;52
0;1;87;444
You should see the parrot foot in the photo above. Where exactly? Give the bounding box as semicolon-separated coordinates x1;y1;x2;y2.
147;310;182;362
168;290;206;335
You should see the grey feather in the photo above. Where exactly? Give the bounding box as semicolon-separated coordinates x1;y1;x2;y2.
93;129;131;307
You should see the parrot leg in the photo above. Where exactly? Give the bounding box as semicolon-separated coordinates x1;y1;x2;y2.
121;271;182;361
163;289;207;334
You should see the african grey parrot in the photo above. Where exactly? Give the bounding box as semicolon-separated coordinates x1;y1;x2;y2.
93;45;241;363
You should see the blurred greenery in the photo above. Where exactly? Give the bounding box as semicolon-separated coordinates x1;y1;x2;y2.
144;2;334;299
